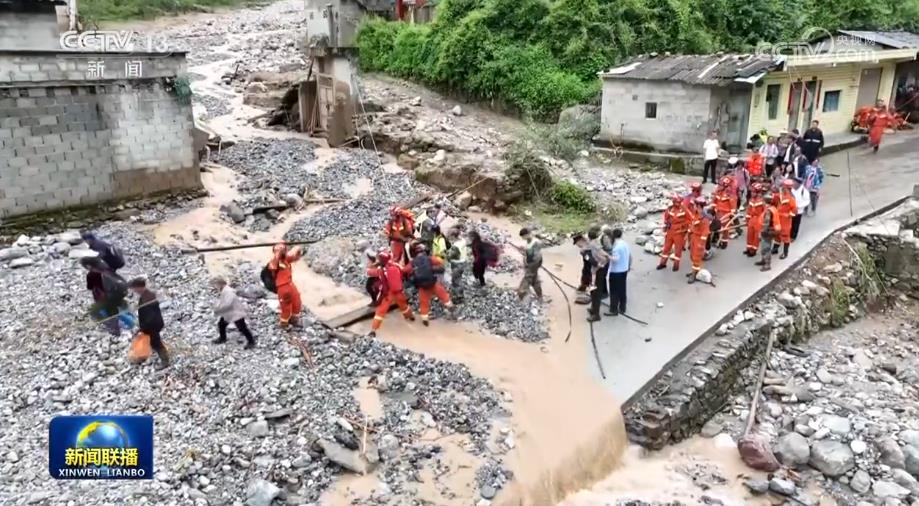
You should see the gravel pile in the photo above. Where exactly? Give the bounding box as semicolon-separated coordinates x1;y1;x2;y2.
194;94;232;120
212;138;317;205
0;225;509;505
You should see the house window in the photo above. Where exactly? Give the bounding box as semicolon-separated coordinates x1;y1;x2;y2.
645;102;657;119
765;84;781;120
822;90;841;112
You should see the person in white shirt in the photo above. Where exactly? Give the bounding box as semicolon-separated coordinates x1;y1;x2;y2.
790;177;811;241
212;277;256;348
702;131;720;184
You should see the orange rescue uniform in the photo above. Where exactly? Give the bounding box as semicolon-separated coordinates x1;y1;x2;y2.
368;261;414;331
658;203;689;270
869;109;892;148
777;191;797;245
712;187;736;246
688;207;711;274
403;256;453;322
383;212;414;263
745;195;765;254
269;248;303;327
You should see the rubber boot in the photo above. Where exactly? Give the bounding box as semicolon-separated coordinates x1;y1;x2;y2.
780;243;789;259
656;263;666;270
155;348;171;370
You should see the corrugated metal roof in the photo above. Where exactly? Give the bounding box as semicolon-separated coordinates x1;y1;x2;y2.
837;30;919;50
598;54;781;86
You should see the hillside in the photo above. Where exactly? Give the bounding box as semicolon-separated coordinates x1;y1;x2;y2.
357;0;919;119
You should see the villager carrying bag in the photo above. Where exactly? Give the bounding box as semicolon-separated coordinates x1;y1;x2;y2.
411;255;436;289
127;332;152;364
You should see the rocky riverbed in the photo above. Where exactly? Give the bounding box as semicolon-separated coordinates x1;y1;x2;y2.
0;225;517;505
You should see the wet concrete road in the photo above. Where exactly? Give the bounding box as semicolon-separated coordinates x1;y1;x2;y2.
571;132;919;402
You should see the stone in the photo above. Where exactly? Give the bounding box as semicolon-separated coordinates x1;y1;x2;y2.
282;193;303;208
777;291;798;308
633;206;649;219
292;455;311;468
823;262;843;274
245;82;269;94
58;230;84;244
816;368;836;384
850;440;867;455
223;203;246;223
738;434;780;472
819;414;852;436
809;441;855;477
9;258;34;268
318;439;372;474
851;349;874;369
246;479;280;506
0;247;28;261
454;191;473;210
878;438;907;469
68;248;98;260
451;105;462;116
775;432;810;468
480;485;496;500
873;480;911;499
633;235;649;246
51;242;72;255
902;444;919;476
378;434;399;461
901;430;919;449
700;419;723;438
246;420;269;438
769;478;797;496
744;479;770;495
851;469;872;494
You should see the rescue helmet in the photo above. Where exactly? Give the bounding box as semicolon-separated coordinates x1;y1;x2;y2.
720;176;732;186
690;182;702;192
670;193;682;204
728;156;738;165
377;248;392;264
415;242;428;253
389;206;401;217
782;178;795;188
693;196;707;206
272;243;288;254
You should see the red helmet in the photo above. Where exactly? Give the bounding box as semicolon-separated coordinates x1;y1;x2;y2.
377;248;392;264
693;196;707;206
782;178;795;188
389;206;401;217
272;243;288;254
670;193;682;204
720;176;732;186
690;182;702;192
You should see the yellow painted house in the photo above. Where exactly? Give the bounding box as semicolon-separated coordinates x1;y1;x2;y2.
747;32;918;138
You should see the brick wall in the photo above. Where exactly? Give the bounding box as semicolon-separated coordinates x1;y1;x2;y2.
0;52;199;218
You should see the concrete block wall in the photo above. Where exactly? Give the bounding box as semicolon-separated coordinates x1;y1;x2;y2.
600;79;713;153
0;52;187;84
0;52;198;218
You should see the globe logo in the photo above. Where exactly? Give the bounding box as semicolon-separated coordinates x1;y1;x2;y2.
76;421;129;450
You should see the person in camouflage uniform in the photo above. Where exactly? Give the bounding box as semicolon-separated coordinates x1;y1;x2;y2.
516;227;543;301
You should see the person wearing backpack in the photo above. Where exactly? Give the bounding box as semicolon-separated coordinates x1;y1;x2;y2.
81;232;126;272
81;256;129;336
268;243;304;329
405;244;455;326
383;206;415;265
517;228;543;302
445;226;469;303
367;248;415;337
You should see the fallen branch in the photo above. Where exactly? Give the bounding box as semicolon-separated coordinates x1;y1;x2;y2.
744;329;777;436
286;335;315;369
185;238;322;253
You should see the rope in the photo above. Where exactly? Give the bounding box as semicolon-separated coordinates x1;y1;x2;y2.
349;67;383;170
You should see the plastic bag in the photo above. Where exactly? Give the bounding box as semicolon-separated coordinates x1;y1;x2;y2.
127;332;152;364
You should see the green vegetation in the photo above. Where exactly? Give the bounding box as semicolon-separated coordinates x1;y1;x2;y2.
357;0;919;119
826;279;851;327
80;0;253;22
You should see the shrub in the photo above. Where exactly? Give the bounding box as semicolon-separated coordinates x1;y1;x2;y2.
550;180;595;214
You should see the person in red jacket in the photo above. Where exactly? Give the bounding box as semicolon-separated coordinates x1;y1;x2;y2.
657;194;689;271
775;179;797;259
868;101;892;153
269;243;303;329
367;248;415;337
404;244;455;325
682;182;703;206
712;177;736;249
687;196;711;284
744;183;766;257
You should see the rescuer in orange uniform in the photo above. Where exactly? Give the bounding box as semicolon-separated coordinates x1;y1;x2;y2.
383;206;415;264
657;193;689;271
404;243;455;326
269;243;304;329
744;183;766;257
712;177;736;249
687;196;712;284
682;182;703;206
367;248;415;338
754;192;782;271
775;179;797;259
868;101;892;153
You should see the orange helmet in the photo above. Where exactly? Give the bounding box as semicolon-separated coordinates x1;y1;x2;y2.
390;206;401;217
671;193;682;204
690;182;702;192
377;248;392;264
272;243;287;254
751;182;763;193
720;176;732;186
693;196;707;206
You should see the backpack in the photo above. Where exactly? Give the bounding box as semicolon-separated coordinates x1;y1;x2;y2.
411;255;436;289
483;242;501;267
260;264;277;293
106;245;126;270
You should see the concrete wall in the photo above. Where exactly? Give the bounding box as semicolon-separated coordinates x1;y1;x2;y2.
600;79;713;153
747;61;899;138
0;4;62;51
0;52;199;218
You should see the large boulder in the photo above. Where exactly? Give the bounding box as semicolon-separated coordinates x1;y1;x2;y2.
774;432;810;468
0;247;28;261
738;434;780;472
557;104;600;140
810;441;855;477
